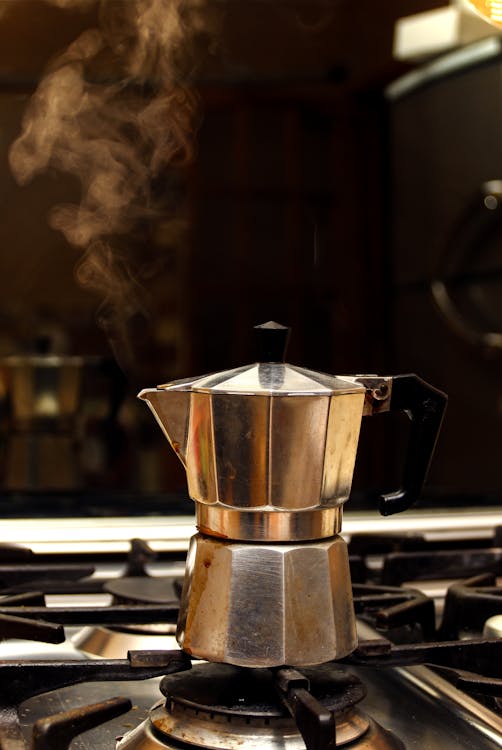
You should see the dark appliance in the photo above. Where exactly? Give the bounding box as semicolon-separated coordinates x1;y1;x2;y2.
386;37;502;502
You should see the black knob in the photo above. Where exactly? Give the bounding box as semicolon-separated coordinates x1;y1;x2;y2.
254;321;291;362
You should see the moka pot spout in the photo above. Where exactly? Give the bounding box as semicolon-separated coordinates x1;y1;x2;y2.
138;380;195;468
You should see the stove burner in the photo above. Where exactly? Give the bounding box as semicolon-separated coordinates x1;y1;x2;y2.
441;572;502;639
105;577;179;606
160;662;366;716
73;577;180;658
117;663;405;750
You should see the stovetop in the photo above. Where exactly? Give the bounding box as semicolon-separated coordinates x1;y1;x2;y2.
14;653;500;750
0;523;500;750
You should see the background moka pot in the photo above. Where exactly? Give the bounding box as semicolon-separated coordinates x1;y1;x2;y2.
139;322;447;667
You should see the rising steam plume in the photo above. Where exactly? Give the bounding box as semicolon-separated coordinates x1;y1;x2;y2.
9;0;215;374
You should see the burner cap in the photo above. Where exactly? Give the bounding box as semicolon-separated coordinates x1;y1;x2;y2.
160;662;366;718
118;663;405;750
104;577;179;605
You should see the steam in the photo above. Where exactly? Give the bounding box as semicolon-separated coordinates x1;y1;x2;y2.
44;0;96;8
9;0;215;373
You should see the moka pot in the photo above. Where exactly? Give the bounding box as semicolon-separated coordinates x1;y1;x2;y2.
139;322;447;667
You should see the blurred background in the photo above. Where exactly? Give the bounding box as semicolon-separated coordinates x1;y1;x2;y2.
0;0;500;517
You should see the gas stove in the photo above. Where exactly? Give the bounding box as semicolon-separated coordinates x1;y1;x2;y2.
0;524;500;750
0;324;500;749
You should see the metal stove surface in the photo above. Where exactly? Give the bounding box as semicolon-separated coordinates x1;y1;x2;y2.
1;606;500;750
10;643;502;750
0;517;501;750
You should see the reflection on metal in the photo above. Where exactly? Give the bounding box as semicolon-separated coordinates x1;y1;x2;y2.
357;620;502;748
1;509;501;553
140;367;369;532
176;533;356;667
483;615;502;638
195;504;342;542
396;666;502;746
148;705;404;750
432;278;502;349
117;662;405;750
140;351;387;666
388;36;502;99
71;626;178;660
32;696;132;750
117;713;405;750
431;179;502;353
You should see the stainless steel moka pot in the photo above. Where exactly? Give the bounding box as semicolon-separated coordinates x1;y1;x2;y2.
139;322;447;668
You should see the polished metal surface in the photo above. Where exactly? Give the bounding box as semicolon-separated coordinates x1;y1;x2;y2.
138;357;395;665
72;576;180;658
140;379;368;528
71;626;178;659
396;665;502;747
196;504;342;542
158;362;367;395
176;532;356;666
1;508;502;553
5;579;500;750
351;665;502;750
15;658;500;750
483;615;502;639
138;365;394;579
357;620;502;749
147;696;331;749
386;36;502;101
148;662;401;750
348;720;405;749
116;659;406;750
117;700;404;750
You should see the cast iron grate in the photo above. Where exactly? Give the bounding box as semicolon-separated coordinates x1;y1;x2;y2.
0;650;191;750
0;535;500;748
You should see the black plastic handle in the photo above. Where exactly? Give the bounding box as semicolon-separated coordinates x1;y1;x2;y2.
379;374;447;516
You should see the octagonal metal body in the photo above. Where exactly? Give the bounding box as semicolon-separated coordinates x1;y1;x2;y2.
139;367;366;515
176;533;357;667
